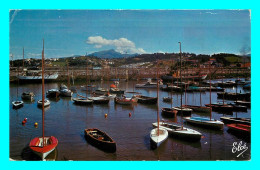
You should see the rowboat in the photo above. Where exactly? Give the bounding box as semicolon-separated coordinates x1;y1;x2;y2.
21;92;35;100
183;117;224;130
227;124;250;134
37;99;50;107
12;101;24;109
72;98;93;105
152;122;202;141
172;107;192;116
220;117;251;125
30;39;58;160
114;96;137;105
135;95;157;104
150;128;168;149
84;128;116;152
161;108;177;117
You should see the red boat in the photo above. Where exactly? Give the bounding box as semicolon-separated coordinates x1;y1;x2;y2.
227;124;251;133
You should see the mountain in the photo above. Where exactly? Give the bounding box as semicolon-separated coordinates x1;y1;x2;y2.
87;49;138;58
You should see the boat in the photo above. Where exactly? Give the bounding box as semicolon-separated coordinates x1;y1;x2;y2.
183;117;224;130
12;101;24;109
172;107;192;116
135;78;164;88
205;86;224;92
161;74;207;82
161;108;177;117
30;39;58;160
21;92;35;101
226;124;251;134
243;83;251;90
81;85;96;91
46;89;60;98
60;88;73;97
114;96;138;105
205;103;233;113
84;128;116;152
17;72;59;83
152;122;202;141
220;117;251;125
109;88;124;94
228;103;247;112
163;97;172;102
150;60;168;149
95;88;108;95
135;95;157;104
160;85;182;92
182;105;210;113
72;98;93;105
183;61;224;130
234;100;251;107
37;99;51;107
88;96;110;104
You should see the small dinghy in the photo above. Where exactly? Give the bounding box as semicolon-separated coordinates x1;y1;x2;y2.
46;89;60;98
172;107;192;116
21;92;35;101
37;99;50;107
60;88;73;97
88;96;110;104
12;101;24;109
84;128;116;152
135;95;157;104
114;96;137;105
161;108;177;117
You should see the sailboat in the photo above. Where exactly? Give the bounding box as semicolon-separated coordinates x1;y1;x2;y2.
150;60;168;149
183;60;224;130
155;42;202;141
29;39;58;160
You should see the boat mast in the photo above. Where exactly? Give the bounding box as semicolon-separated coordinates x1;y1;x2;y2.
179;42;183;129
23;47;24;73
209;61;212;121
42;39;45;147
86;58;88;97
157;59;160;135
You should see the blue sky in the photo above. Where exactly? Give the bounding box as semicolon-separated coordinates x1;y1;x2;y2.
9;10;251;59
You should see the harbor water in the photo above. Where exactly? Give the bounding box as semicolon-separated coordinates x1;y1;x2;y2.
9;79;251;160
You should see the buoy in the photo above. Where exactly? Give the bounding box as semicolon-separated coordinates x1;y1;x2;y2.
34;122;38;127
24;118;27;122
22;120;26;125
129;112;132;117
105;114;108;118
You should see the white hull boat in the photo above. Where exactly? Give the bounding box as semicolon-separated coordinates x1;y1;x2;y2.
150;128;168;148
37;99;51;107
183;117;224;130
60;89;73;97
12;101;24;108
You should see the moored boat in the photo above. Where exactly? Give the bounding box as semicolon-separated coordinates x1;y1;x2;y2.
150;128;168;149
84;128;116;152
72;98;94;105
163;97;172;102
172;107;192;116
88;96;110;104
46;89;60;98
161;108;177;117
135;79;163;88
37;99;50;107
234;100;251;107
12;101;24;109
114;96;137;105
182;105;210;113
220;117;251;125
135;95;157;104
152;122;202;141
205;103;233;113
21;92;35;100
60;88;73;97
226;124;250;134
183;117;224;130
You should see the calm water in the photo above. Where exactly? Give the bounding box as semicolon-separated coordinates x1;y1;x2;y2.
9;79;251;160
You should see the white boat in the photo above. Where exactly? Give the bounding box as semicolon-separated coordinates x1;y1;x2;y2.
12;101;24;108
152;122;202;140
46;89;60;98
17;72;58;82
94;88;108;95
150;128;168;148
60;88;73;97
183;117;224;130
72;98;93;105
21;92;35;101
135;79;164;88
172;107;192;115
37;99;51;107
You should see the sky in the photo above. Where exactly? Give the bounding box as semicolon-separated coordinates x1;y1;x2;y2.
9;10;251;59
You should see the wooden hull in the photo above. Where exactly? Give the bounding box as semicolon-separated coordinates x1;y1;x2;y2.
152;122;201;141
150;128;168;149
135;95;157;104
84;128;116;152
114;97;135;105
183;105;210;113
29;136;58;160
172;107;192;116
161;108;177;117
220;117;251;125
183;117;224;130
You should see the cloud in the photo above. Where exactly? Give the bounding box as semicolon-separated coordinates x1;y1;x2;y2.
86;36;146;54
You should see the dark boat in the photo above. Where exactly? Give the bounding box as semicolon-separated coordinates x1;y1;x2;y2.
161;108;177;117
226;124;251;134
88;97;110;104
135;95;157;104
109;88;124;94
46;89;60;98
163;97;172;103
205;103;233;113
234;100;251;107
72;98;94;105
183;105;210;113
228;103;247;112
220;117;251;125
172;107;192;116
84;128;116;152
